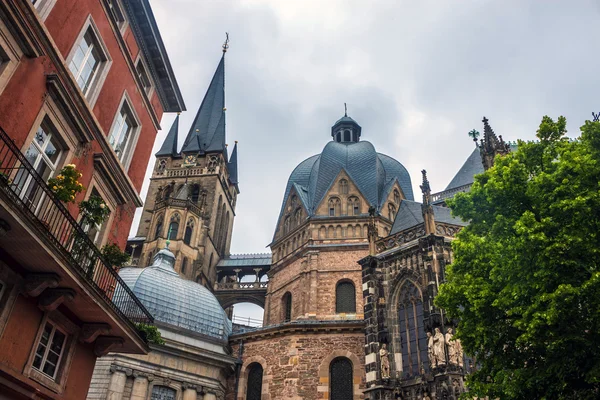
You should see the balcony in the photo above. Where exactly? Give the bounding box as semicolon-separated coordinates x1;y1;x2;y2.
0;127;152;354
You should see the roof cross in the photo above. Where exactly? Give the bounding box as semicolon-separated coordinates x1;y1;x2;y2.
593;112;599;122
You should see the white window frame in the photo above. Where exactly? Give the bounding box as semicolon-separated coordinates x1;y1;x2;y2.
25;312;78;393
66;16;112;108
32;321;68;380
106;0;128;34
0;17;23;96
134;54;154;98
107;91;141;170
31;0;58;21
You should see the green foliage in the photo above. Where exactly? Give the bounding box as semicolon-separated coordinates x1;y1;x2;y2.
47;164;84;203
436;117;600;399
100;243;130;269
135;323;165;345
79;195;110;226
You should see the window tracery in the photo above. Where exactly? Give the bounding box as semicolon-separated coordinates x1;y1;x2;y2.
397;280;427;377
207;155;219;172
348;196;360;216
328;197;341;217
157;159;166;174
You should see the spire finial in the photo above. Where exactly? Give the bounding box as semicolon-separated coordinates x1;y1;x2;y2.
222;32;230;53
165;239;170;249
344;103;347;117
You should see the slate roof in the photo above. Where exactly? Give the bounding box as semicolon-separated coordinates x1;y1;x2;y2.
180;55;226;154
155;114;180;156
228;142;239;187
217;253;272;268
390;199;467;234
445;146;484;190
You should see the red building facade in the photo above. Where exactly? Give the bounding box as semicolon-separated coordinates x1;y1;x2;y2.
0;0;184;398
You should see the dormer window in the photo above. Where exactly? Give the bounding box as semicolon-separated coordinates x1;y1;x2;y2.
344;130;351;142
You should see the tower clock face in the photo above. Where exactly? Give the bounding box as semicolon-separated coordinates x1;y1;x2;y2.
185;155;196;165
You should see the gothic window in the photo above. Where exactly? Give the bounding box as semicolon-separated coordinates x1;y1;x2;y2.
246;363;263;400
336;281;356;313
154;213;164;240
388;203;396;221
190;184;200;203
220;212;230;254
393;189;400;205
181;257;187;274
214;196;223;244
339;179;348;194
282;292;292;322
397;280;427;377
283;216;291;234
343;130;351;142
207;155;218;172
348;196;360;216
330;357;353;400
328;197;340;217
167;213;180;240
150;385;176;400
157;159;166;174
184;218;194;245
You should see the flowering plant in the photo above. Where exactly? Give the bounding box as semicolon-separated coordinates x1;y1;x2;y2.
79;195;110;226
101;243;131;269
47;164;84;203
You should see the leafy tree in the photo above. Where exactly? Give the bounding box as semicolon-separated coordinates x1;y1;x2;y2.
436;117;600;399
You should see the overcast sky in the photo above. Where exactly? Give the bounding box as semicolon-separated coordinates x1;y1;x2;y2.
132;0;599;318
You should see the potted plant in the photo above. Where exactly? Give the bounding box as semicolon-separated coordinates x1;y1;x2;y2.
47;164;84;203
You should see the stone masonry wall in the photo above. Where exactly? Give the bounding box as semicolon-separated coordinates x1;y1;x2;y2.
226;331;365;400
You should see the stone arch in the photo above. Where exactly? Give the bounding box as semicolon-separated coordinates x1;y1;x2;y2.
319;226;326;239
327;225;334;239
317;350;363;400
237;356;269;400
335;225;343;238
218;295;266;310
355;224;361;237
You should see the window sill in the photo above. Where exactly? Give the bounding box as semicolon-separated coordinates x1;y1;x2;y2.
27;368;63;394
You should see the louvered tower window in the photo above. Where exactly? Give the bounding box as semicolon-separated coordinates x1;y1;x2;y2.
283;292;292;322
246;363;263;400
336;281;356;313
150;386;176;400
330;357;353;400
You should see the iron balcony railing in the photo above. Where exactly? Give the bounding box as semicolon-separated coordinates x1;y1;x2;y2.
0;127;153;327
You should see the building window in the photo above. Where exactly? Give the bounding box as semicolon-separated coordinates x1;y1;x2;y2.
167;213;180;240
343;130;351;142
107;0;127;32
330;357;353;400
246;363;263;400
348;196;360;216
398;280;427;377
388;203;396;221
294;208;302;227
328;197;340;217
282;292;292;322
32;322;67;380
184;218;194;245
135;58;152;96
181;257;187;275
68;23;110;101
336;281;356;313
393;189;400;205
31;0;57;20
339;179;348;194
15;118;64;211
150;386;176;400
157;159;167;174
108;100;139;164
190;184;200;203
154;213;164;240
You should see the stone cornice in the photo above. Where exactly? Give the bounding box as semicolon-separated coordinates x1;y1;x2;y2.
229;320;365;343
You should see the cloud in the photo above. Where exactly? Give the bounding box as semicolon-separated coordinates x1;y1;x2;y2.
135;0;600;255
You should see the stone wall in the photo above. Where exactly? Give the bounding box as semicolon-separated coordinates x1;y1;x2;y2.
226;330;365;400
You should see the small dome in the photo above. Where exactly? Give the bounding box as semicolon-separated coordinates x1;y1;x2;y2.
118;248;231;341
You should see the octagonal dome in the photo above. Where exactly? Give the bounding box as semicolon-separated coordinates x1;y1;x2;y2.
118;248;231;341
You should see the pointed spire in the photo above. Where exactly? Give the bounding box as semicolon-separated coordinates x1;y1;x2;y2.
155;114;180;157
479;116;510;170
228;141;239;186
420;170;435;235
181;53;226;154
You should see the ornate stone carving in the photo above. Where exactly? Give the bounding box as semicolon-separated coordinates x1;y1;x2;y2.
380;343;390;380
109;364;133;376
24;273;60;297
445;328;463;367
427;332;435;368
432;328;446;367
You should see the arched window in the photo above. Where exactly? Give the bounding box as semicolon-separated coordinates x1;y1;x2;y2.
184;218;194;245
328;197;340;217
388;203;396;221
181;257;188;274
190;184;200;203
214;196;223;244
336;281;356;313
336;131;341;142
348;196;360;216
167;213;180;240
330;357;353;400
283;216;291;234
343;130;351;142
154;214;164;240
294;208;302;227
157;159;167;174
150;386;176;400
339;179;348;194
397;280;427;376
393;189;400;205
246;363;263;400
220;212;230;254
282;292;292;322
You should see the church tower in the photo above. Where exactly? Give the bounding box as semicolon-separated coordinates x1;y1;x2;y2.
134;42;239;288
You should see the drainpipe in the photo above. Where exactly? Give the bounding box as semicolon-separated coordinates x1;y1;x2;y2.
233;339;244;399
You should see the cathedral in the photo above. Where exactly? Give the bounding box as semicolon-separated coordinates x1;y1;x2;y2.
87;44;511;400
